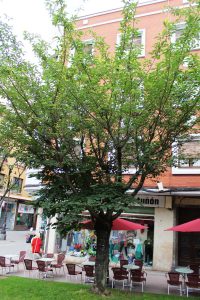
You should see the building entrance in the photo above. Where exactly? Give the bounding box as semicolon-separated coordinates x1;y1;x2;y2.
178;206;200;266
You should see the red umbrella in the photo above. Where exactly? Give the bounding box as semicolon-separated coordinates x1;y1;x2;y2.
165;218;200;232
81;218;148;231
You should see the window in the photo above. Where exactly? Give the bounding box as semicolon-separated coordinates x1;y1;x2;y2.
171;23;200;50
133;30;145;57
67;48;75;67
11;177;23;193
172;135;200;174
67;39;94;67
83;39;94;56
116;29;145;57
171;23;185;43
178;140;200;167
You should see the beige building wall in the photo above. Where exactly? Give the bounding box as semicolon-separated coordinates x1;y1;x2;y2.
153;207;174;271
45;216;57;253
0;157;31;199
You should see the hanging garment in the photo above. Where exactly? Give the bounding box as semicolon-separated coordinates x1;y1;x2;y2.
135;243;143;260
127;231;135;244
31;236;42;253
67;232;73;246
73;231;82;244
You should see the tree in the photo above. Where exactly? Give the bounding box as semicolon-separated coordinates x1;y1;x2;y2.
0;0;200;293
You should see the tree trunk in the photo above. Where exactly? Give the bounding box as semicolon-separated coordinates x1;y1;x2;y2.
93;219;112;294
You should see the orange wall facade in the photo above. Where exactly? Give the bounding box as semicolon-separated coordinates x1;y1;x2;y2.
76;0;200;189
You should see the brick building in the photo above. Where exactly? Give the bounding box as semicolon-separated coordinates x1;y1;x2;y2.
74;0;200;270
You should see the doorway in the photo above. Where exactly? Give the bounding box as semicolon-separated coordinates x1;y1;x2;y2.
178;207;200;266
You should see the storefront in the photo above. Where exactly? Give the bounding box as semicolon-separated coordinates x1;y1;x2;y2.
0;200;17;230
46;192;173;270
0;195;36;231
174;195;200;267
147;190;200;271
15;203;36;230
130;191;174;271
44;190;175;271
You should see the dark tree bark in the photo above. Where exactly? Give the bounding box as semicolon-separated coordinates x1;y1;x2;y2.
93;218;112;294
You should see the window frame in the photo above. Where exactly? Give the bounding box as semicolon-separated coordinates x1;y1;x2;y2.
171;22;200;51
172;134;200;174
83;38;95;56
67;39;94;67
116;29;146;58
11;177;23;193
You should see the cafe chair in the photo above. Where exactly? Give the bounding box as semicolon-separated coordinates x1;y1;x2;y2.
166;272;182;296
120;259;128;269
24;259;38;277
134;259;144;271
0;256;14;274
66;263;82;281
11;251;26;270
36;260;54;279
189;264;200;275
130;269;147;292
112;267;129;289
84;265;95;283
186;274;200;298
50;252;65;274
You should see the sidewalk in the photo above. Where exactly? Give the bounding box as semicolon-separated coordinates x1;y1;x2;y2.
0;232;199;297
0;231;31;256
4;266;186;297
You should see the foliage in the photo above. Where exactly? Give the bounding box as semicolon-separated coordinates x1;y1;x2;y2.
0;1;199;222
0;0;200;292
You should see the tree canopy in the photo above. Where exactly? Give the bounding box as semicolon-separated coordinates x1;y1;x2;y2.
0;0;200;293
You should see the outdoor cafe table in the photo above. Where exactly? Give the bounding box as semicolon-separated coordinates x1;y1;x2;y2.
175;267;193;293
123;264;140;271
4;254;18;274
82;261;95;266
4;254;18;261
36;257;56;268
123;264;140;282
35;257;55;278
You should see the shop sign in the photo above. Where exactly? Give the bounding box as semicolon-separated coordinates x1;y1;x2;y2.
136;195;165;207
18;204;34;214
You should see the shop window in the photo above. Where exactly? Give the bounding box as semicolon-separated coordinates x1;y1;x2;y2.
171;23;200;50
172;135;200;174
11;177;23;193
117;29;145;57
16;213;34;229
